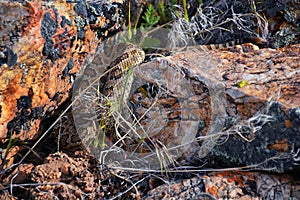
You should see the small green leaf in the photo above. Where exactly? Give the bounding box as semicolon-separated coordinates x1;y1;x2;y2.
237;80;250;88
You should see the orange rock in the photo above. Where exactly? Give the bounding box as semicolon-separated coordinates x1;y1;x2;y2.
0;0;124;163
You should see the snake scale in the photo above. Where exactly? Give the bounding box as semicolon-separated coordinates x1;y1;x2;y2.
53;36;245;161
55;41;145;151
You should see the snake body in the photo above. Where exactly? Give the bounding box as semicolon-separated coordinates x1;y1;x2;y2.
57;38;242;155
100;46;145;97
96;45;145;142
53;42;145;151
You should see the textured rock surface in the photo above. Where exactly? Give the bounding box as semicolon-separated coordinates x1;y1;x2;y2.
145;171;300;199
2;151;142;199
113;43;299;172
2;43;298;199
1;0;300;199
0;0;124;164
168;44;300;172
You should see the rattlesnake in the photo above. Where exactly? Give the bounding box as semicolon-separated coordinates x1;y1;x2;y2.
54;31;249;168
54;42;145;151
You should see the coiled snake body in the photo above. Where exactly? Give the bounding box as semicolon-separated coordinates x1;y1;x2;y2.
55;37;242;168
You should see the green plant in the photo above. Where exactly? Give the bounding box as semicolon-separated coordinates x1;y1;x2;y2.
141;4;160;28
182;0;189;22
158;0;167;24
237;80;250;88
0;135;20;172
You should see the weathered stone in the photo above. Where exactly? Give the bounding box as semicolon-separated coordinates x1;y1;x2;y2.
107;43;299;172
0;0;124;164
1;1;299;199
145;171;300;199
170;44;299;172
2;41;299;200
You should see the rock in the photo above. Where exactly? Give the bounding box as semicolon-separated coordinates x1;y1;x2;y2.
0;0;124;165
145;171;300;199
30;152;97;199
4;151;140;199
0;1;299;199
4;39;298;200
168;44;300;172
97;43;299;172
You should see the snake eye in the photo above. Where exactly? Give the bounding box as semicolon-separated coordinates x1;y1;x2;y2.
144;83;159;98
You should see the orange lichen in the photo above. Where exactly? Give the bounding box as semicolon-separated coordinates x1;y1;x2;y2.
284;119;293;128
268;138;289;152
218;172;246;186
207;185;218;197
0;1;123;165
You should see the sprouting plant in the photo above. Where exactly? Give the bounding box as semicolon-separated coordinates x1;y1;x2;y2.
170;0;178;14
182;0;189;22
158;0;166;24
127;0;132;39
249;0;269;42
141;4;160;28
0;135;19;171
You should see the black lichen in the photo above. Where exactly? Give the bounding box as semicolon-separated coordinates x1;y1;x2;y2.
60;16;72;28
7;96;44;137
41;10;61;63
50;92;60;101
17;96;32;110
42;40;60;63
74;0;88;18
289;108;300;131
87;2;124;37
205;102;300;172
62;57;74;79
40;12;58;40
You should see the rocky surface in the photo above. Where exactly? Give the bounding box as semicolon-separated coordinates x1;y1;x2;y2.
0;0;300;199
1;43;299;199
145;171;300;199
169;43;300;173
0;0;124;165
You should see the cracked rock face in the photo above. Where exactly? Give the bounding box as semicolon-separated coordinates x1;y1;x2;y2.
0;1;299;199
0;0;124;164
144;171;300;199
168;45;300;172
